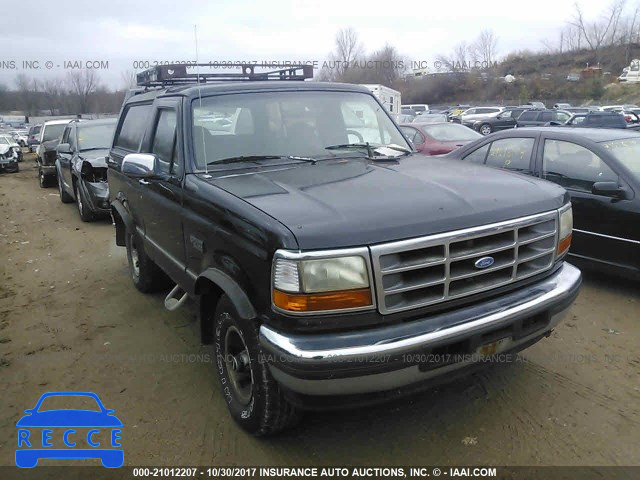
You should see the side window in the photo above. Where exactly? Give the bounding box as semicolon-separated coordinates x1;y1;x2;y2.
485;138;535;172
542;140;618;192
399;126;417;143
463;143;490;163
414;131;425;145
518;111;537;121
151;109;178;176
68;126;76;151
61;127;70;145
114;103;152;151
539;112;554;122
555;111;570;123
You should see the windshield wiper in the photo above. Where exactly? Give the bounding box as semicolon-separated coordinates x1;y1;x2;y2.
325;143;374;158
208;155;316;165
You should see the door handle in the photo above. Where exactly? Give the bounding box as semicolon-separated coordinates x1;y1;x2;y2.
139;179;150;185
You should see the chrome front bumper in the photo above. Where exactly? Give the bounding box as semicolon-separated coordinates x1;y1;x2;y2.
259;262;582;396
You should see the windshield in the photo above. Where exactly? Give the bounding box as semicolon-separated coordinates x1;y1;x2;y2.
421;123;482;141
0;137;10;145
43;124;66;142
78;122;116;150
602;139;640;178
191;91;409;166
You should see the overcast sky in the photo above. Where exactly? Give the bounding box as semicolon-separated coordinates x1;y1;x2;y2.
0;0;607;89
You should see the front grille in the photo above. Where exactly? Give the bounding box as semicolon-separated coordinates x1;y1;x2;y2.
370;211;558;314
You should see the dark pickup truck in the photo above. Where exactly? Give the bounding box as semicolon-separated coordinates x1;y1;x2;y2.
107;64;582;435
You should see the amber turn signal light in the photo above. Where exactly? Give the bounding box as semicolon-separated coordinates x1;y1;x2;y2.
557;233;572;256
273;288;373;312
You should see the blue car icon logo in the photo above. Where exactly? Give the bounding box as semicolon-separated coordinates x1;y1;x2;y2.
16;391;123;468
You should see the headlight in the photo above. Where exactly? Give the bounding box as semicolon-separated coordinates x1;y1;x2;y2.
272;251;373;313
557;204;573;256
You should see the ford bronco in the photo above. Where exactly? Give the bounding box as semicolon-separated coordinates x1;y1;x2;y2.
107;64;582;435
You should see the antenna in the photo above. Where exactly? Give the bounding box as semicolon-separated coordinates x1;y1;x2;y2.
194;24;208;174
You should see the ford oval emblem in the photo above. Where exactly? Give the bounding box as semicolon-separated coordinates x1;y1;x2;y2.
474;256;495;269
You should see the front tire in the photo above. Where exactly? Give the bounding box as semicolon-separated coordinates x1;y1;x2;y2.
125;230;169;293
38;167;51;188
479;123;493;135
213;295;301;435
75;181;94;222
58;175;73;203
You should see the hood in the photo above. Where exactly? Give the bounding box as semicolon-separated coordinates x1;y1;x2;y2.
42;139;60;151
79;149;109;167
0;145;9;154
204;156;567;250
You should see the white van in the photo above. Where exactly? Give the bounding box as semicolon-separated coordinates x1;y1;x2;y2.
402;104;430;114
618;60;640;82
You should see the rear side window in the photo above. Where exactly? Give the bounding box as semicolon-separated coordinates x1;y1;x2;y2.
539;112;554;122
518;111;537;121
114;103;152;151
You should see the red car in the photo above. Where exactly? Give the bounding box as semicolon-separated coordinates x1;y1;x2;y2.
400;122;482;155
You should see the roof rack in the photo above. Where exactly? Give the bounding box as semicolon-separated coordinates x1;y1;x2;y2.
136;63;314;87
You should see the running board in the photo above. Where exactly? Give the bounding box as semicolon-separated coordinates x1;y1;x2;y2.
164;285;189;311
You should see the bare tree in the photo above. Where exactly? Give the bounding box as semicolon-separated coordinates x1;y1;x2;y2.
42;78;64;115
67;69;100;113
120;69;137;89
15;73;40;115
436;41;471;72
470;30;499;67
328;27;364;81
571;0;626;57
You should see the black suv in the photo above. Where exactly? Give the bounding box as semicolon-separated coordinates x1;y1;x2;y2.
517;109;571;127
107;64;582;435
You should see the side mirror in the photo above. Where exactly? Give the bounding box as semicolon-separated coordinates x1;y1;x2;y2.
56;143;72;154
122;153;158;179
592;181;625;199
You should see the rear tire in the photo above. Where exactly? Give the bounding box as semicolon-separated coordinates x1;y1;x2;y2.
125;230;170;293
213;295;301;435
479;123;493;135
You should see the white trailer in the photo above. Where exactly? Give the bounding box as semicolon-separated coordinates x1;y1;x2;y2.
360;84;402;114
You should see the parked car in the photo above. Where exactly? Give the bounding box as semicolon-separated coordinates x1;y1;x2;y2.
553;103;571;110
564;112;636;129
56;119;117;221
402;104;430;114
469;108;526;135
107;64;580;435
460;107;504;127
517;109;572;127
9;130;28;147
392;114;416;124
523;101;546;109
27;124;42;152
0;136;19;173
446;127;640;279
0;134;23;161
567;73;581;82
411;113;449;124
36;119;71;187
445;105;472;123
399;122;482;155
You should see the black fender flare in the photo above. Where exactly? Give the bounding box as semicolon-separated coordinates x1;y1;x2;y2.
195;268;257;320
111;198;134;247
